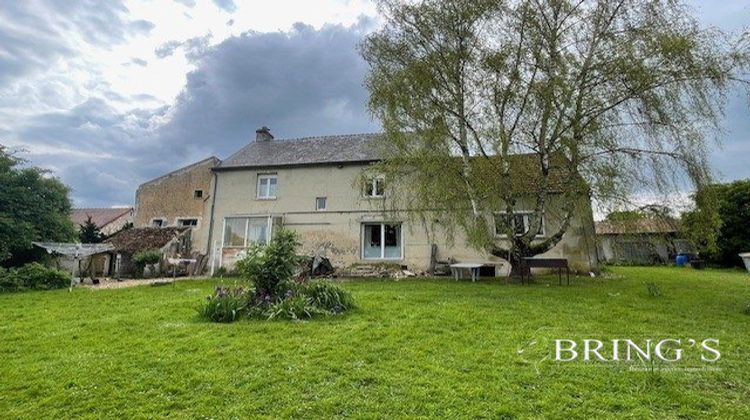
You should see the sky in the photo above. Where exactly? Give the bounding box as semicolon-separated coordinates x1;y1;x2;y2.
0;0;748;209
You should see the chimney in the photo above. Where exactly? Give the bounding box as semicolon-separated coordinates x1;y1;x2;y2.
255;126;274;142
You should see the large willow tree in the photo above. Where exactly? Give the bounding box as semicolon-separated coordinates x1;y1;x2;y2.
361;0;749;270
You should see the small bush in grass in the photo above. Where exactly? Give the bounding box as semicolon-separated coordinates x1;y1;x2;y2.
265;294;318;320
199;286;250;323
236;229;301;296
200;228;355;322
743;302;750;316
301;281;355;314
645;282;662;298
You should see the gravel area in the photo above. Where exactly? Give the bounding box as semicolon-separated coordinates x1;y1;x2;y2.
80;277;207;290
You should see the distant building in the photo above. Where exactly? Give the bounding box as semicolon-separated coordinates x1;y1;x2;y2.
133;156;220;255
71;207;133;236
596;218;693;264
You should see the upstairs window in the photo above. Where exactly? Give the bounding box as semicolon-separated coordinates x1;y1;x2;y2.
257;175;278;199
494;212;545;237
316;197;327;211
177;218;198;227
151;218;165;228
364;176;385;198
194;189;203;199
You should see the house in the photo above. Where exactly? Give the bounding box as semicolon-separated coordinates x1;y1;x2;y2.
105;227;192;277
202;127;598;274
133;156;220;255
596;218;692;264
71;207;133;236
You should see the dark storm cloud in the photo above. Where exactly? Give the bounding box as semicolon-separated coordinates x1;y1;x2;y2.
155;19;378;161
6;19;378;206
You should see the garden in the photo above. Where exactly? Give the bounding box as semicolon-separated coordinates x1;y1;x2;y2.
0;264;748;418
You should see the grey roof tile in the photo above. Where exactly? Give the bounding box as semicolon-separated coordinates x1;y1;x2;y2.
217;133;382;169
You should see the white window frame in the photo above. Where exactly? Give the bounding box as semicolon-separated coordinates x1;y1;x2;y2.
494;211;545;238
151;218;166;228
363;176;385;198
257;174;278;199
221;216;273;248
176;217;199;228
361;222;403;260
315;196;327;211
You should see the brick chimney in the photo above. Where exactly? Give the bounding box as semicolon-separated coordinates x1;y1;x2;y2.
255;126;273;142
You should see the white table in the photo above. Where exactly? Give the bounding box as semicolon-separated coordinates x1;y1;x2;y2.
450;263;483;282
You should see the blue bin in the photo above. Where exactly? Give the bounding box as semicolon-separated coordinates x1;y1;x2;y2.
676;254;689;266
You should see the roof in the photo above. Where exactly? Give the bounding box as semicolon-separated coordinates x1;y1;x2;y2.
140;156;221;187
106;227;188;255
595;218;680;235
71;208;133;229
217;133;381;170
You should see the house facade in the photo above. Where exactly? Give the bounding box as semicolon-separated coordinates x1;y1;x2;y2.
134;156;220;254
204;128;598;274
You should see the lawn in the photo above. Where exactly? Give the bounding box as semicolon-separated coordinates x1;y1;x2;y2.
1;267;749;418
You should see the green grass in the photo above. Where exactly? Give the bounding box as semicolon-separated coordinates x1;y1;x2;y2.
1;267;749;418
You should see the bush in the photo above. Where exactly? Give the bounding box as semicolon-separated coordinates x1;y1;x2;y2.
133;249;161;278
0;263;71;292
198;286;250;323
743;302;750;316
200;228;355;322
235;228;300;297
301;281;355;314
265;294;318;320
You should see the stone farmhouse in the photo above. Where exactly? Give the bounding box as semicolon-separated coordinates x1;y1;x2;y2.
133;127;598;274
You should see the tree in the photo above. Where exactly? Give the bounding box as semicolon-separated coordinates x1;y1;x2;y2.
79;216;104;243
683;180;750;267
361;0;749;271
0;146;77;266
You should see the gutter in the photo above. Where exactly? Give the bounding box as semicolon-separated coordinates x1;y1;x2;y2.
205;170;219;275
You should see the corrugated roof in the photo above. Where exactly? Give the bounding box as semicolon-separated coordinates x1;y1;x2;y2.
595;219;679;235
71;208;133;229
217;133;381;169
106;227;188;255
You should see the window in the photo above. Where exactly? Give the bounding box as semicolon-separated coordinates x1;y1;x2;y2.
364;176;385;198
362;223;402;260
494;212;545;237
257;175;278;199
194;189;203;199
177;218;198;227
151;218;165;228
223;217;271;247
315;197;327;211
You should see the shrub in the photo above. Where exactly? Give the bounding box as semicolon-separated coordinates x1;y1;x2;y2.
265;294;319;320
645;282;662;298
0;263;71;292
235;228;300;297
198;286;250;323
201;228;355;322
301;281;355;314
133;249;161;277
